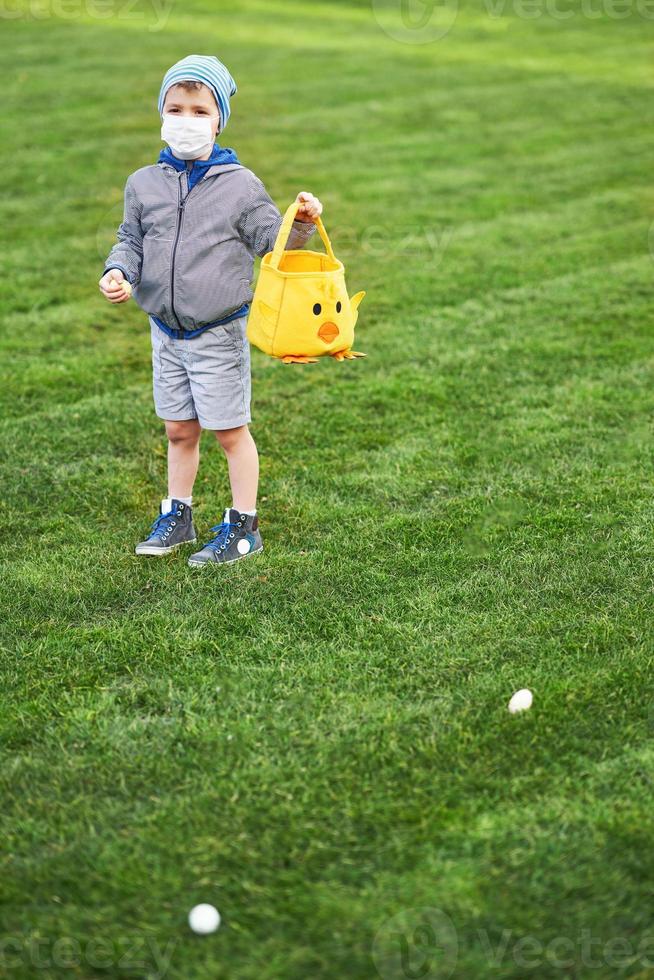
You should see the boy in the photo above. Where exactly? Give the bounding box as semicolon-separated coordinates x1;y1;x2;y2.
99;54;322;567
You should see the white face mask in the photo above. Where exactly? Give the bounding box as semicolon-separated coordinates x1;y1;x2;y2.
160;113;219;160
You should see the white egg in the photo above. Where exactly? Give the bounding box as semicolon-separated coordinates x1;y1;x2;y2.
508;688;533;714
188;903;221;935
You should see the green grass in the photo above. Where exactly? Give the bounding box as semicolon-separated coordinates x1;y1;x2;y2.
2;1;654;977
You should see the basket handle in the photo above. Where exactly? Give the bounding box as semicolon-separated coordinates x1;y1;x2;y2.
269;200;336;270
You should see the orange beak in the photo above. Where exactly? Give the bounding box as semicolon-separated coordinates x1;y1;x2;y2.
318;321;339;344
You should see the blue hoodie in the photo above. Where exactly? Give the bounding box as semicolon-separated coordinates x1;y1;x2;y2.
153;143;250;338
157;142;241;190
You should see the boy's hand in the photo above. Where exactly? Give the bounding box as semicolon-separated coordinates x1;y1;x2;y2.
99;269;132;304
294;191;323;223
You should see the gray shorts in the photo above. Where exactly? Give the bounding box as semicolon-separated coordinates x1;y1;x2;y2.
149;316;252;430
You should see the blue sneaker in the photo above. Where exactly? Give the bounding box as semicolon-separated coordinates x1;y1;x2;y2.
135;499;197;557
188;507;263;567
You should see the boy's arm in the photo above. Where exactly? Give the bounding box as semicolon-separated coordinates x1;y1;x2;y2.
237;174;316;258
103;177;144;285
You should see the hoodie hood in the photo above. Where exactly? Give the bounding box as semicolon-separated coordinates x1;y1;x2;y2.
158;142;240;169
157;142;241;191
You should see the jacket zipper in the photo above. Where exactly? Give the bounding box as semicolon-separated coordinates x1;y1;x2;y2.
168;163;224;336
170;170;192;336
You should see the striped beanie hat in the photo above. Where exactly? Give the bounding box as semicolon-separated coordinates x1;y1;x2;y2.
158;55;238;131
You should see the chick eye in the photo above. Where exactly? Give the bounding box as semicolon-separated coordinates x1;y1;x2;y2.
336;301;342;313
313;303;322;315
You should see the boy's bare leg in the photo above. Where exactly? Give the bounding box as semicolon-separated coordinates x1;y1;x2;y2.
134;418;200;556
187;424;261;566
214;424;259;512
165;419;202;498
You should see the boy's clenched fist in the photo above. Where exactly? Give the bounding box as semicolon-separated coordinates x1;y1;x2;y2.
294;191;323;223
99;269;132;304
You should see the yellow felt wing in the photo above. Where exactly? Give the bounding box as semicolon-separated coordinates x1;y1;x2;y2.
349;290;366;325
256;300;277;343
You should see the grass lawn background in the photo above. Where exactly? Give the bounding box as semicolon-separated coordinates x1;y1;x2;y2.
1;0;654;976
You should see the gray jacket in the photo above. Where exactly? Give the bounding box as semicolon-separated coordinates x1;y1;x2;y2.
104;160;316;333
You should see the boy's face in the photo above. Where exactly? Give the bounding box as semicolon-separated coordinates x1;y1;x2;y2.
163;83;221;141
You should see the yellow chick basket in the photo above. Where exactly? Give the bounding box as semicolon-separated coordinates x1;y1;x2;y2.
247;201;366;364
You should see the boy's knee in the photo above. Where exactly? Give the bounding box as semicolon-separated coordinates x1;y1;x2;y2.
165;419;201;444
214;424;248;453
